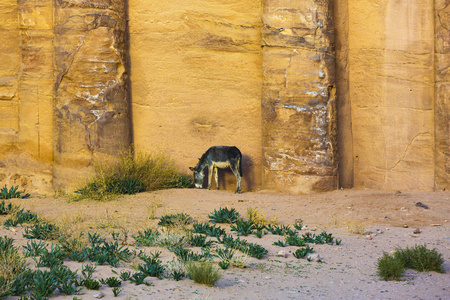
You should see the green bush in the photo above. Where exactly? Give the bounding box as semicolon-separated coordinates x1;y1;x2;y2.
0;185;30;199
186;262;222;286
377;252;406;281
208;207;240;224
394;244;444;273
73;150;187;201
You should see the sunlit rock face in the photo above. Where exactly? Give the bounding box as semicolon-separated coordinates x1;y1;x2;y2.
53;0;132;189
261;0;338;193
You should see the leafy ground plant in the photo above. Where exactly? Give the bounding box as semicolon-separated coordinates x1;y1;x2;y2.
0;185;30;199
394;244;444;273
230;219;256;236
158;213;193;227
73;150;186;201
187;262;222;286
377;252;406;281
208;207;240;224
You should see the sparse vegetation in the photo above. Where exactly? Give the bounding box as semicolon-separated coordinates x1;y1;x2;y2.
73;150;192;201
0;185;30;199
208;207;240;224
377;252;406;281
394;244;444;273
186;262;222;286
377;245;445;281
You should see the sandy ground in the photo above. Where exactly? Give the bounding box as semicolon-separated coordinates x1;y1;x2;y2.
2;188;449;300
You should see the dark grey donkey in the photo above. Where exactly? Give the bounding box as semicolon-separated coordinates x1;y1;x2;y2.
189;146;242;193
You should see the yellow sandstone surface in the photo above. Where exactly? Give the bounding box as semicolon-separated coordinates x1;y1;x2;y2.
0;0;448;193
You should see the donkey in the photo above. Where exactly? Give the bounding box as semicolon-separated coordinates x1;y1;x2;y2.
189;146;242;193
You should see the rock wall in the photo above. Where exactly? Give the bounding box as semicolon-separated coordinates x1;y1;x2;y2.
128;0;263;191
342;0;437;190
53;0;132;189
0;0;448;193
435;0;450;190
261;0;337;193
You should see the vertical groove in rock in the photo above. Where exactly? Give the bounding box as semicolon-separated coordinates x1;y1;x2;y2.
53;0;131;189
434;0;450;190
261;0;337;193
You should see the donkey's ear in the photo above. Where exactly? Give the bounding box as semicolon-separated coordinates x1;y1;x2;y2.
198;158;201;160
189;167;194;171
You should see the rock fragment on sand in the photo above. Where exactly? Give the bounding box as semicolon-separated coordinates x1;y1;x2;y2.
306;253;322;262
277;250;287;258
413;228;421;234
93;292;105;299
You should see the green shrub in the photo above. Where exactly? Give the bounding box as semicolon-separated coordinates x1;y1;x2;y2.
377;252;406;281
293;246;314;259
158;213;193;227
230;219;255;236
0;185;30;199
208;207;240;224
24;222;60;240
394;244;444;273
73;150;184;201
84;278;101;290
133;228;159;246
186;262;222;286
0;236;28;299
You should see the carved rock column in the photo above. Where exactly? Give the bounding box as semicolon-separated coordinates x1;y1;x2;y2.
435;0;450;190
261;0;337;193
53;0;131;189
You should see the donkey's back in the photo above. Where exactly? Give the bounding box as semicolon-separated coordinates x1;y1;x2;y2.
204;146;242;176
190;146;243;193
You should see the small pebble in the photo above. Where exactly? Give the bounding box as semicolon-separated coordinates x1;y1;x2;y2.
93;292;105;299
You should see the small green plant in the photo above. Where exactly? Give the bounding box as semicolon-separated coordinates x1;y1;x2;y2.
214;247;235;270
171;270;186;281
84;278;101;290
23;222;60;240
57;279;81;295
100;276;122;287
34;244;66;268
0;236;28;299
169;245;204;263
23;240;47;257
193;222;226;238
158;213;193;227
394;244;444;273
133;228;159;246
137;251;165;279
112;287;122;297
118;270;131;281
0;185;30;199
166;174;194;188
81;263;97;280
130;272;147;285
186;262;222;286
285;235;306;247
208;207;240;224
4;209;39;227
293;245;314;259
189;234;213;248
273;240;287;247
377;252;406;281
0;201;20;215
31;270;58;299
293;222;303;231
230;219;256;236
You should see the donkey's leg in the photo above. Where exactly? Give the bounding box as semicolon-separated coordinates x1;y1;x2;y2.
231;165;241;193
214;166;219;190
207;166;213;190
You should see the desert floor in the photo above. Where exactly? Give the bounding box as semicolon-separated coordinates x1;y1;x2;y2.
2;188;449;300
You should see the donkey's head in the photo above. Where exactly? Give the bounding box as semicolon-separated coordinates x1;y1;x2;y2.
189;165;204;189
